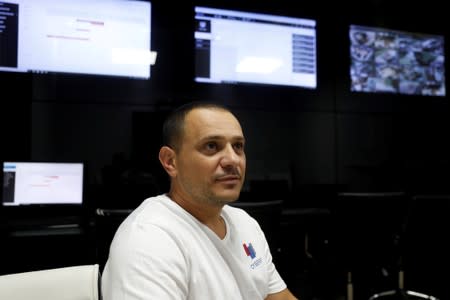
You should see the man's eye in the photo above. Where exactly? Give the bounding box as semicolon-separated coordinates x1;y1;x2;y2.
205;142;217;151
234;142;244;151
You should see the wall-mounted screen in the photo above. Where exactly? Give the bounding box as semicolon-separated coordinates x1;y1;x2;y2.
350;24;445;96
2;162;84;206
0;0;152;79
194;6;317;89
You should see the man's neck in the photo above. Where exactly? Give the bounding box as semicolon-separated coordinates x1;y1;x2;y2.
167;191;227;239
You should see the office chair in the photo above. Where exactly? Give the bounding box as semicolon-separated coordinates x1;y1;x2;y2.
368;194;448;300
334;192;440;300
0;264;101;300
333;192;408;300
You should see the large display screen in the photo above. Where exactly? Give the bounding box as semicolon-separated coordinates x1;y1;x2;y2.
0;0;152;79
194;6;317;89
350;24;445;96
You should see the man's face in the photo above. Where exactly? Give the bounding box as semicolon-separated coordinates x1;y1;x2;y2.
172;108;246;206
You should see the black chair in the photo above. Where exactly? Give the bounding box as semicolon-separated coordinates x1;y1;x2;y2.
332;192;409;300
375;194;450;300
366;194;449;300
334;192;442;300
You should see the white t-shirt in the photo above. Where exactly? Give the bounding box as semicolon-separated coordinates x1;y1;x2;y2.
101;194;287;300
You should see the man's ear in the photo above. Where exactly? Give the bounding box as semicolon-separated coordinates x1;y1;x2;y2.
159;146;177;177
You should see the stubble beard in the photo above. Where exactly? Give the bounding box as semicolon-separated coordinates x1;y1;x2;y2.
183;180;241;207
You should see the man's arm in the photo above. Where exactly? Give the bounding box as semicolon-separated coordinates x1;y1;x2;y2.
266;288;298;300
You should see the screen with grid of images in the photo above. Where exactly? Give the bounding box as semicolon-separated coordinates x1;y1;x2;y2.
350;24;445;96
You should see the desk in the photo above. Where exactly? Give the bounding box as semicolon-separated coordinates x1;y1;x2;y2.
0;223;96;276
6;224;83;237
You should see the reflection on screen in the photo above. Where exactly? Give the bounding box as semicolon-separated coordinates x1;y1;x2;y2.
2;162;84;206
194;6;317;88
350;24;446;96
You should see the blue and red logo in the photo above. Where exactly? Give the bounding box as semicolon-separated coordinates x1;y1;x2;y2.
243;242;256;259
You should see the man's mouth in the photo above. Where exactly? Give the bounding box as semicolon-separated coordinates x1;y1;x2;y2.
216;174;241;182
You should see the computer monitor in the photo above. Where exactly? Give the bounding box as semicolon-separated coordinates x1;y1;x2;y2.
2;162;84;207
0;0;153;79
194;6;317;88
350;24;445;96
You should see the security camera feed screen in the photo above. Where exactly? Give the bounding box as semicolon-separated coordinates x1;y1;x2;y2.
350;25;445;96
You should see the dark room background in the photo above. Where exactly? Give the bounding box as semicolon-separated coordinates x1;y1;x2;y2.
2;0;448;201
1;0;449;298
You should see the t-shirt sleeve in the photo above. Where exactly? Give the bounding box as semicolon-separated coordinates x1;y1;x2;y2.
102;223;189;300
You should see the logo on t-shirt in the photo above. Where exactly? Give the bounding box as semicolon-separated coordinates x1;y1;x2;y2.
243;242;256;259
243;242;263;269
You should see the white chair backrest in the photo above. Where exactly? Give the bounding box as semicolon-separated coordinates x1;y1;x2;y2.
0;264;101;300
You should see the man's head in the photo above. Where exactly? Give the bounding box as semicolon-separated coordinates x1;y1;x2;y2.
159;102;246;207
161;102;223;152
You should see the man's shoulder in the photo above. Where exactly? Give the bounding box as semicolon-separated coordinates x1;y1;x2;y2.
127;194;185;226
111;194;201;250
223;204;258;225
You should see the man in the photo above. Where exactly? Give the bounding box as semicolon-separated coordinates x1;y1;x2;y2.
102;102;298;300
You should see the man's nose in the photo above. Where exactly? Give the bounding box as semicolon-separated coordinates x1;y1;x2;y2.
221;144;240;166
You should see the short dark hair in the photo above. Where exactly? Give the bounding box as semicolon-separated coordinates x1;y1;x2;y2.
162;102;232;151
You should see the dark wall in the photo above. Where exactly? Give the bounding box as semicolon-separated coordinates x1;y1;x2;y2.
0;73;31;162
